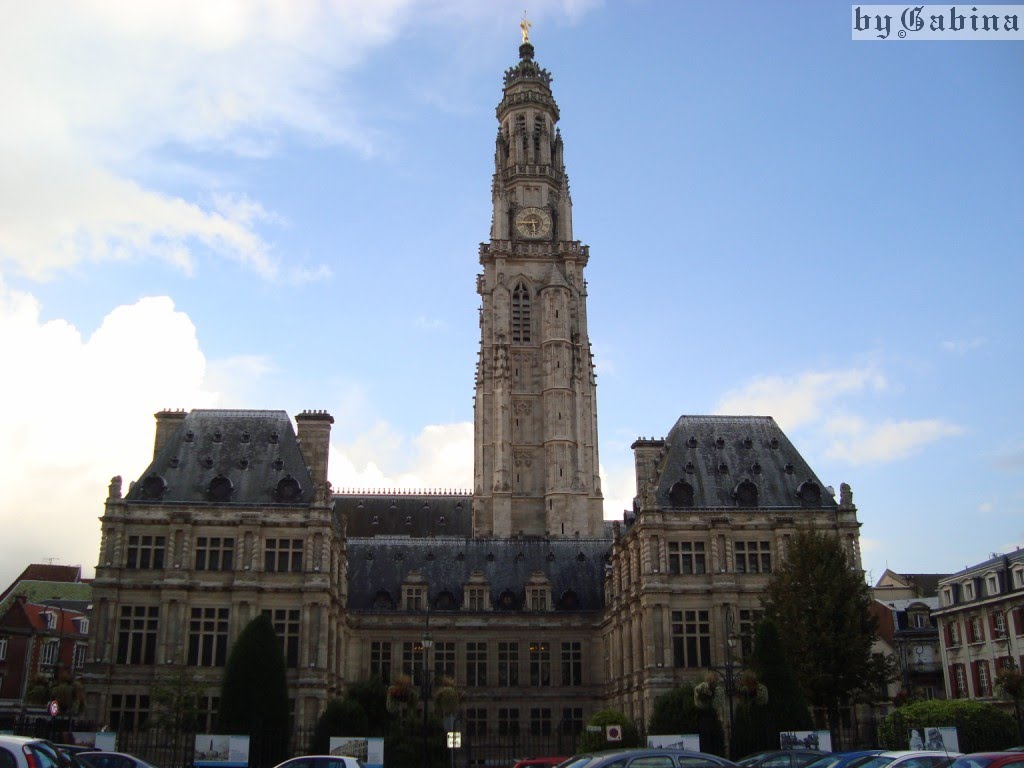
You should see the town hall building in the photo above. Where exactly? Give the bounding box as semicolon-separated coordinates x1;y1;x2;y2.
82;35;864;751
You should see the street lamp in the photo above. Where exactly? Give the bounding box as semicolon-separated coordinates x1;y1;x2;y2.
710;606;740;758
421;616;434;768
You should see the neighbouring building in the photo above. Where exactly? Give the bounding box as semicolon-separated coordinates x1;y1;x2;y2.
934;549;1024;702
0;565;92;727
82;34;865;754
870;570;948;709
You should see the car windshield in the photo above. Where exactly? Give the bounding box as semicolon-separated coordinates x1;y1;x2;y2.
949;759;996;768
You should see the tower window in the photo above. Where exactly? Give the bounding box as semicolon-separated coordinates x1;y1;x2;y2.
512;281;531;343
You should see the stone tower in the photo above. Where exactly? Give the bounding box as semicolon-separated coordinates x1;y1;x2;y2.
473;39;604;539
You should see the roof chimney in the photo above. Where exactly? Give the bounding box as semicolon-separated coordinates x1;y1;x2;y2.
295;410;334;489
153;409;187;458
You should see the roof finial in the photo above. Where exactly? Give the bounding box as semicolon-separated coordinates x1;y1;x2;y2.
520;10;532;44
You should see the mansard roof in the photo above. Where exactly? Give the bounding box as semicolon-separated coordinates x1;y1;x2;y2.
125;409;314;505
346;536;610;612
640;415;837;510
337;492;473;537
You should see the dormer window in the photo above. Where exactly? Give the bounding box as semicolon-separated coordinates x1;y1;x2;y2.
402;571;428;611
43;611;58;630
526;572;552;611
963;581;975;600
986;573;1000;596
76;617;89;634
1015;568;1024;589
942;587;954;606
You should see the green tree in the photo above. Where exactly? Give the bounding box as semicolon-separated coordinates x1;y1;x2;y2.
878;699;1015;752
151;668;206;732
649;685;725;756
218;615;290;766
749;619;812;730
344;678;391;737
761;528;877;741
578;709;640;752
996;668;1024;742
311;699;370;754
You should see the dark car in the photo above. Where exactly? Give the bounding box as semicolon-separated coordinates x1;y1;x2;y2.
514;758;570;768
739;751;827;768
557;748;742;768
949;755;1024;768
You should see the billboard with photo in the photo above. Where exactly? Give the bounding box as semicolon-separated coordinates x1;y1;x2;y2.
648;734;701;751
194;735;250;767
330;737;384;768
780;730;832;752
908;727;959;752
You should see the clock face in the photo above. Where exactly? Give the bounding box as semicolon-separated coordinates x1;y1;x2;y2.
515;206;552;239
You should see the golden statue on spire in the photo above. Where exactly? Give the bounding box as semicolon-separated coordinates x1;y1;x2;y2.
520;10;532;44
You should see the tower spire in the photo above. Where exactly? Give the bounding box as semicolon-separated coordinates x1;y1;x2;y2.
473;39;603;540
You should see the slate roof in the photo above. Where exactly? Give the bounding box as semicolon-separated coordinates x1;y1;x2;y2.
0;582;92;616
346;537;610;612
126;410;314;506
337;493;473;537
644;415;837;510
0;565;83;604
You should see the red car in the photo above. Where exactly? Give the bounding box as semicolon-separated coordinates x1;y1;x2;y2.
512;758;569;768
949;755;1024;768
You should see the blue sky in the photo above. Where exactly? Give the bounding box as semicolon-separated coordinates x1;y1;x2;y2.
0;0;1021;590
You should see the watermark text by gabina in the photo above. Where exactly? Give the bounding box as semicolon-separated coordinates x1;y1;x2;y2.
852;5;1023;39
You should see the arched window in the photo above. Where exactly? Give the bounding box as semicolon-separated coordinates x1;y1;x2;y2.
512;281;531;343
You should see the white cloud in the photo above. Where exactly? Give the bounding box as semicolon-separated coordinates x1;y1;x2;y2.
600;461;636;521
0;1;417;280
942;337;989;354
714;367;887;431
823;416;964;465
0;280;223;589
329;420;473;492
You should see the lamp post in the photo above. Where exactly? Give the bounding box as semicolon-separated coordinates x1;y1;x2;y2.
421;616;434;768
710;606;739;758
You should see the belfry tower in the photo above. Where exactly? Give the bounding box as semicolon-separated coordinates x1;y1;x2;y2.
473;35;604;539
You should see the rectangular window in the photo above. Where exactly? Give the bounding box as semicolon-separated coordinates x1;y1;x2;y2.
561;707;584;735
498;641;519;686
987;575;1000;596
126;535;166;569
402;641;425;680
912;613;927;629
262;608;300;668
434;641;456;680
530;707;552;736
994;611;1007;638
466;587;487;611
948;621;962;646
403;586;425;611
529;641;551;686
528;588;549;611
735;541;772;574
0;637;7;661
466;642;487;687
963;581;975;600
1015;569;1024;589
264;538;303;573
195;536;235;571
978;660;992;696
465;708;487;737
43;611;58;630
40;639;59;667
117;605;158;665
370;641;392;682
110;693;150;731
196;695;220;732
561;641;582;686
73;643;87;671
188;607;229;667
498;707;519;736
671;609;711;668
953;664;967;698
77;618;89;635
969;616;984;643
668;542;706;575
942;587;954;606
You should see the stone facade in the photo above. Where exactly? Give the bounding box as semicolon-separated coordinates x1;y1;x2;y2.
81;39;865;744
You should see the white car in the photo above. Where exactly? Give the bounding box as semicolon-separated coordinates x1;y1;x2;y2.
855;751;963;768
273;756;365;768
0;736;63;768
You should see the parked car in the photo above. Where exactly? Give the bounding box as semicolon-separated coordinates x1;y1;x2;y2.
949;754;1024;768
853;751;962;768
555;748;742;768
272;756;365;768
803;751;886;768
514;757;570;768
0;736;63;768
738;751;827;768
76;752;160;768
